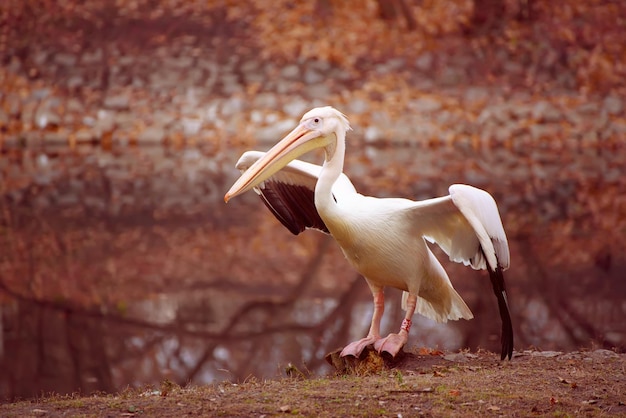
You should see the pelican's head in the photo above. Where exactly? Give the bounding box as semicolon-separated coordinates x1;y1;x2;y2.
301;106;351;136
224;106;350;202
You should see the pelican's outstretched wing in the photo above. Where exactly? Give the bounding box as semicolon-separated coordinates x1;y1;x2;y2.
408;184;509;271
235;151;357;235
406;184;513;360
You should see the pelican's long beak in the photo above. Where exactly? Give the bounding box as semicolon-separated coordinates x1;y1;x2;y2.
224;123;330;202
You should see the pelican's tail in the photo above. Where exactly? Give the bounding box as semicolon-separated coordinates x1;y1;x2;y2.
402;289;474;323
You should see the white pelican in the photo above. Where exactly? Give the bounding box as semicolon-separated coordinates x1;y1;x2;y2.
225;106;513;360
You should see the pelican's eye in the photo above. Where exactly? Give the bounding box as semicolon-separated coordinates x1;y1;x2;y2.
304;117;322;129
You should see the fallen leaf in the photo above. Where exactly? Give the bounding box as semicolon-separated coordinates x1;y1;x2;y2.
444;353;469;362
418;347;444;356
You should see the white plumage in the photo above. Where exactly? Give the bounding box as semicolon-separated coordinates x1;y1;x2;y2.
226;106;513;360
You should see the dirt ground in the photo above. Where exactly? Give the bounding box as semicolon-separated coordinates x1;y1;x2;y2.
1;348;624;417
1;1;625;414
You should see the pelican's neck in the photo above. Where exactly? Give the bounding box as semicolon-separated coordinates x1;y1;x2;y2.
314;132;346;214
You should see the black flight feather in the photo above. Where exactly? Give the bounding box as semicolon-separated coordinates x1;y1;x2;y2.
481;247;514;360
257;180;329;235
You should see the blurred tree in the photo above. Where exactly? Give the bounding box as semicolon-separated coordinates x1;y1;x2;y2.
515;0;533;21
314;0;417;30
377;0;417;30
470;0;505;31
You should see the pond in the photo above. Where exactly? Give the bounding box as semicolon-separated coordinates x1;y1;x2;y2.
1;139;624;399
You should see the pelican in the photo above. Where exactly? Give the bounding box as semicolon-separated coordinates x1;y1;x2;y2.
225;106;513;360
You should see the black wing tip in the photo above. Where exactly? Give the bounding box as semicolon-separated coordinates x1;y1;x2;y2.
488;265;514;361
258;187;304;235
257;180;329;235
500;305;514;360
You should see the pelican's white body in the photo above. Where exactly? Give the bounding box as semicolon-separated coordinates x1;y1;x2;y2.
235;150;509;324
328;193;474;322
227;106;512;359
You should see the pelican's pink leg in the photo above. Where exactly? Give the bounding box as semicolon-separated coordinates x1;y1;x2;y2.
340;289;384;357
375;293;417;357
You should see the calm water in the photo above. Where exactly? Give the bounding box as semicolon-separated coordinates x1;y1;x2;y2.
1;140;624;399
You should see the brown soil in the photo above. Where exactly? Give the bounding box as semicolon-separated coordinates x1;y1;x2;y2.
2;348;624;417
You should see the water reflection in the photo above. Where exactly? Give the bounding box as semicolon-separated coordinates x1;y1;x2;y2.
1;140;624;400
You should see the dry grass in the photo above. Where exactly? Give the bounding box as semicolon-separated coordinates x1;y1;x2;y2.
2;349;624;417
